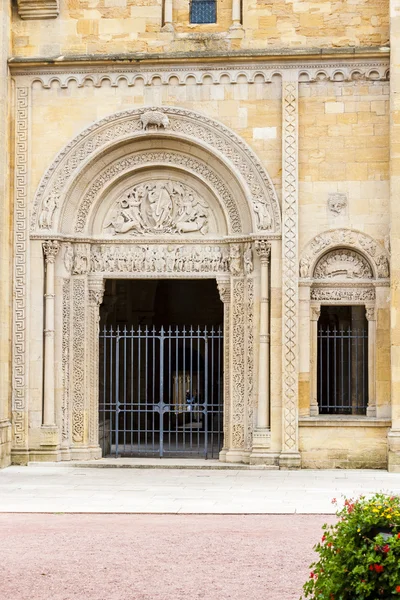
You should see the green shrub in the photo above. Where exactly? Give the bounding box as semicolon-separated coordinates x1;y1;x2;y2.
301;493;400;599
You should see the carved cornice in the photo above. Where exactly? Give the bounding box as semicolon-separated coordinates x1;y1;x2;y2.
17;0;59;19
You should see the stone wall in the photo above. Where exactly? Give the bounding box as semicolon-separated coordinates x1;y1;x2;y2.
11;0;389;58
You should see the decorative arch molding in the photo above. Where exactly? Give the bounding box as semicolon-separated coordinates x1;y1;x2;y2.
299;229;389;281
31;106;281;236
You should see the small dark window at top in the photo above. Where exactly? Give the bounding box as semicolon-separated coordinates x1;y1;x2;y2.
190;0;216;23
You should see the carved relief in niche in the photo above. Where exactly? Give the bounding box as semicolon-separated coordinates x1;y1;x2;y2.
314;250;373;280
328;193;347;215
105;181;209;236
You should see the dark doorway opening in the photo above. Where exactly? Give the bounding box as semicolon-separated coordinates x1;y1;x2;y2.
99;279;224;458
317;305;368;415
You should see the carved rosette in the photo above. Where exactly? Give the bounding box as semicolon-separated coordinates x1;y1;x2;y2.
42;240;60;264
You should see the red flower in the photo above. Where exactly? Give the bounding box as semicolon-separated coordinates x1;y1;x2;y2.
331;498;337;504
398;533;400;540
310;572;314;579
369;565;374;571
382;544;390;553
322;535;326;542
327;542;333;548
374;564;384;573
396;585;400;593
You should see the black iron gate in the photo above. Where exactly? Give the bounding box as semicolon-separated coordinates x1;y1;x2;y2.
99;325;224;458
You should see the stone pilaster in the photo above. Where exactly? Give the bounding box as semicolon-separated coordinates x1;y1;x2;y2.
389;0;400;472
309;306;320;417
279;72;301;469
0;0;11;468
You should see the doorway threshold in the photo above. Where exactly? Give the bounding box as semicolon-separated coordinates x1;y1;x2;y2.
28;458;278;470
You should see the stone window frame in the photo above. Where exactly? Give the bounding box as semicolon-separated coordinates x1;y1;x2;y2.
309;297;376;418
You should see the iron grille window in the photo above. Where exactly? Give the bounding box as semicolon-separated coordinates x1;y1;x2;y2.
190;0;217;23
317;306;368;415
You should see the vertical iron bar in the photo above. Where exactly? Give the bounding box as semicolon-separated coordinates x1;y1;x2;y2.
115;331;120;458
123;326;127;455
334;323;337;411
327;325;330;412
348;326;351;414
204;327;208;458
159;327;164;458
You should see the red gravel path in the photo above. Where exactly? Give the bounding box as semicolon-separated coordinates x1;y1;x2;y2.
0;514;334;600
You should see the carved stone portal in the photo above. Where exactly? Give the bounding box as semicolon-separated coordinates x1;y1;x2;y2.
105;180;209;236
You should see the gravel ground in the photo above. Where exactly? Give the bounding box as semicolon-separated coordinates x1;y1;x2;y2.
0;514;335;600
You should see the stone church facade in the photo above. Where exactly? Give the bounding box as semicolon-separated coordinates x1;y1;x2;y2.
1;0;400;470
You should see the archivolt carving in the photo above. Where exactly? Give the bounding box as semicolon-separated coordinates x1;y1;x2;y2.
245;278;255;452
314;249;373;280
74;150;239;234
31;106;280;234
300;229;389;280
72;279;85;443
105;180;209;236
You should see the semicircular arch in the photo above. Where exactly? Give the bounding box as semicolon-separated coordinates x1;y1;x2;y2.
31;106;281;236
299;229;389;280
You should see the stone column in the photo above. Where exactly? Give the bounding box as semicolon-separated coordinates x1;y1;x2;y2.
42;240;60;428
0;0;11;467
389;0;400;471
231;0;241;28
162;0;174;31
216;276;231;462
279;71;301;469
309;306;320;416
250;240;273;463
88;276;105;459
366;307;377;417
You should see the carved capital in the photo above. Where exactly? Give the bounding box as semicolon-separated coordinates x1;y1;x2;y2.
88;278;105;306
255;240;271;264
365;307;376;322
42;240;60;264
311;306;321;321
217;278;231;304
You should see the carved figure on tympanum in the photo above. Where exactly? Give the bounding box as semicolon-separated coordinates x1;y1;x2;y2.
105;181;209;236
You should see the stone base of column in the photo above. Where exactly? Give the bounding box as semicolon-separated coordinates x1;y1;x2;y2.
70;446;102;460
388;429;400;472
161;23;174;32
40;425;60;447
225;449;245;463
29;448;62;462
249;427;277;465
309;404;319;417
219;448;227;462
0;420;11;468
10;449;30;465
279;451;301;469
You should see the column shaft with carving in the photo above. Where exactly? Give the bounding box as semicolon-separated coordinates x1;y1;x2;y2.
280;72;301;468
217;277;231;461
88;277;105;457
42;240;60;428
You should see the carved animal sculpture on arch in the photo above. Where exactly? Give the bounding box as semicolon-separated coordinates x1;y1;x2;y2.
140;110;170;131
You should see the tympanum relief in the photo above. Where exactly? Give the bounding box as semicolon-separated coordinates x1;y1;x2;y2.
105;181;209;236
314;250;373;280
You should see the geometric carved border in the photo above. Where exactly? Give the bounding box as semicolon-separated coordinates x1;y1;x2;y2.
30;106;281;235
12;87;30;449
299;228;390;280
281;76;299;454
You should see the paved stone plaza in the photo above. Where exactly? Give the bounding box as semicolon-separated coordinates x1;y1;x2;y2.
1;465;400;514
